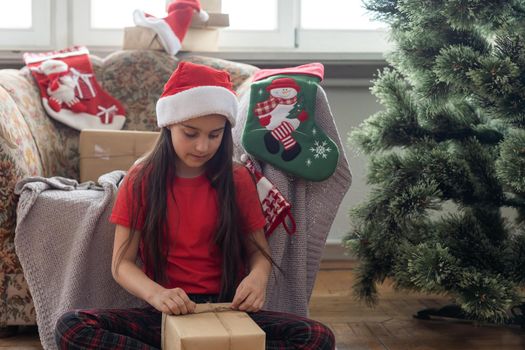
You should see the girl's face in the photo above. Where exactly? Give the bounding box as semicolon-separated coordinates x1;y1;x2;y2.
169;114;227;177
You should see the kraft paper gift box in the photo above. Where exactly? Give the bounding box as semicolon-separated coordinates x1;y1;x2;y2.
181;28;221;51
161;303;265;350
123;13;229;52
123;26;165;52
79;129;160;183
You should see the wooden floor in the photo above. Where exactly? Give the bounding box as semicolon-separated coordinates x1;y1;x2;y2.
311;260;524;350
1;260;524;349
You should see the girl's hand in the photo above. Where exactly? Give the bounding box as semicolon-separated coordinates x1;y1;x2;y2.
148;287;196;315
231;269;269;312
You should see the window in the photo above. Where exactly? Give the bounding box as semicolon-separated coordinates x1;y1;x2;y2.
74;0;389;52
219;0;294;49
0;0;32;28
0;0;390;54
300;0;385;30
0;0;51;49
299;0;389;52
220;0;390;52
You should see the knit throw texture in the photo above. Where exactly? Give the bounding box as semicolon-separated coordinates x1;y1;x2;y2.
14;171;145;350
233;85;352;317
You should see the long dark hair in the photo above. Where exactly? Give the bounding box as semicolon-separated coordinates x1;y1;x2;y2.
115;123;277;301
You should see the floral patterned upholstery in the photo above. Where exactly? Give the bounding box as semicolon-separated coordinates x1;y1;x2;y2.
0;50;258;327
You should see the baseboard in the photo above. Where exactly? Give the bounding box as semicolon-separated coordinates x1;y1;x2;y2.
321;239;355;260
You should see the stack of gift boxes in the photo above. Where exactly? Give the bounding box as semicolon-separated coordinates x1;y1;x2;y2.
123;0;229;52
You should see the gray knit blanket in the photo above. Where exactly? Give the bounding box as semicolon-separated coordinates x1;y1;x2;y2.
233;86;352;317
14;171;144;350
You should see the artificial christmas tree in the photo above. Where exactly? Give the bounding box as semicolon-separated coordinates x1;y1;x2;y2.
345;0;525;324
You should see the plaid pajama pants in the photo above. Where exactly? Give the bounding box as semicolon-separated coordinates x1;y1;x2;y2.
55;295;335;350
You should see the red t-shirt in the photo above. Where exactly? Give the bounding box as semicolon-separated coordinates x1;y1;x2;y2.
109;166;266;294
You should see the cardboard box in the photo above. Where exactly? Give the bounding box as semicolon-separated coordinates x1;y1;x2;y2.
123;26;221;52
79;129;160;183
123;12;227;52
181;28;220;51
161;303;265;350
123;26;164;52
191;13;229;28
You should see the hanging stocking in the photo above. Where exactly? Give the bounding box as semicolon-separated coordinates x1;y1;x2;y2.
241;154;296;237
242;63;339;181
24;46;126;131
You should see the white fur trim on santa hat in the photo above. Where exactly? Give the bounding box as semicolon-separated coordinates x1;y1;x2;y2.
23;46;90;64
156;86;238;128
133;9;182;56
197;9;209;22
191;9;210;26
39;59;68;75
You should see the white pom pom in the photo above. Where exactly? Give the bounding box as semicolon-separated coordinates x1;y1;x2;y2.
240;154;248;163
197;9;209;22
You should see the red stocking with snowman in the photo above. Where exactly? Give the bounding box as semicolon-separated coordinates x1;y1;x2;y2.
24;46;126;131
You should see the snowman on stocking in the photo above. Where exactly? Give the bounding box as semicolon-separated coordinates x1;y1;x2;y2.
254;78;309;162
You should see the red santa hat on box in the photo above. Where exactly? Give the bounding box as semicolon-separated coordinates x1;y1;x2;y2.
156;61;238;128
133;0;209;56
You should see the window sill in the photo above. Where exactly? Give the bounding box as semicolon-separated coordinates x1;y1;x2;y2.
180;50;387;65
1;47;386;65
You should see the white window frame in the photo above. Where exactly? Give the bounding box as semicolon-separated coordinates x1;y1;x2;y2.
0;0;391;54
0;0;52;49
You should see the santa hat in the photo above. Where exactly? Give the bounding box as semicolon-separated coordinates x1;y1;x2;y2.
133;0;209;56
38;59;68;75
266;77;301;92
156;61;238;128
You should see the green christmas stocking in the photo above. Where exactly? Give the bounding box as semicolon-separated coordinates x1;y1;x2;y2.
242;63;339;181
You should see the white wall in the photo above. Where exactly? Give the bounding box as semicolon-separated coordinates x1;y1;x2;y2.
322;83;519;251
322;85;383;244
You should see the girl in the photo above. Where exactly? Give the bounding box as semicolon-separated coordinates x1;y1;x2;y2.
54;62;335;350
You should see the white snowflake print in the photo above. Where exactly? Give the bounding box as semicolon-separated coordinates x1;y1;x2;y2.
258;88;265;96
310;140;332;159
306;158;313;167
312;127;317;136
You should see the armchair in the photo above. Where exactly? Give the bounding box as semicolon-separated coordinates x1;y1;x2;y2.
0;49;257;330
